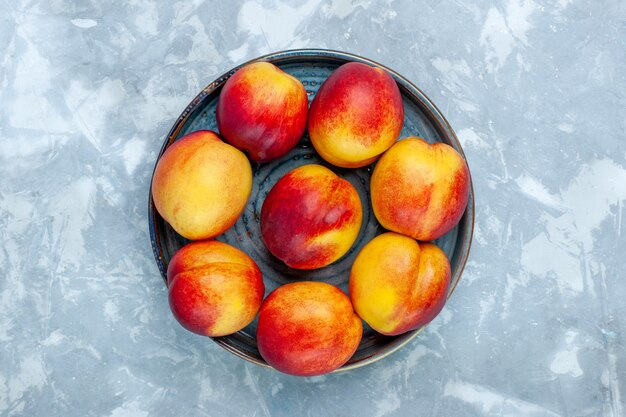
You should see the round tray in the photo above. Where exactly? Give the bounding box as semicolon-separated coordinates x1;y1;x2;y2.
149;49;474;372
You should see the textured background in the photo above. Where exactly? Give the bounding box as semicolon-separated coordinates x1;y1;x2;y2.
1;0;625;416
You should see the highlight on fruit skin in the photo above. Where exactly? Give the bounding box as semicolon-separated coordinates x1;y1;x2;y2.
308;61;404;168
260;164;363;270
216;61;309;163
256;281;363;376
167;240;265;337
349;232;451;336
151;130;253;241
370;136;470;241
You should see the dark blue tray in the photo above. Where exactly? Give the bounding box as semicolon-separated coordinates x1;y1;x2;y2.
148;49;475;371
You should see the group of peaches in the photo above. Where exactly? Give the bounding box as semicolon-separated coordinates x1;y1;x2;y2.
151;61;470;376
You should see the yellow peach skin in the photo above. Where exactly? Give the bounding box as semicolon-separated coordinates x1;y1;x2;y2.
370;137;470;241
260;164;363;269
151;130;252;240
168;240;264;337
308;62;404;168
349;233;451;336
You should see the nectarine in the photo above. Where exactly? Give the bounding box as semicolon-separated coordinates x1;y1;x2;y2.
151;130;252;240
308;62;403;168
260;164;363;269
371;137;470;241
216;62;308;162
257;281;362;376
349;233;451;336
168;240;264;337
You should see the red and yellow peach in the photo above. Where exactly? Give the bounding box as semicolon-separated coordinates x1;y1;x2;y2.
370;137;470;241
168;240;264;337
151;130;252;240
257;281;362;376
216;62;308;162
349;233;451;336
260;164;363;269
308;62;404;168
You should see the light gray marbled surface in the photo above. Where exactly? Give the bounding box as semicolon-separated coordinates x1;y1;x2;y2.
1;0;625;416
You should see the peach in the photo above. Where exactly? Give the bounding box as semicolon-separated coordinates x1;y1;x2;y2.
349;233;451;336
308;62;404;168
168;240;264;337
260;164;362;269
371;137;470;241
257;281;362;376
151;130;252;240
216;62;308;162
